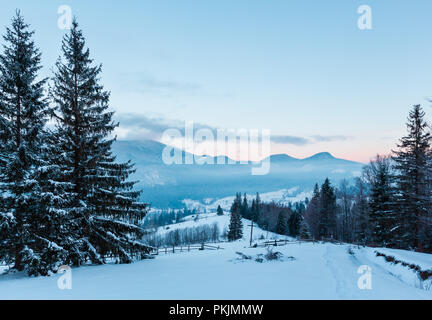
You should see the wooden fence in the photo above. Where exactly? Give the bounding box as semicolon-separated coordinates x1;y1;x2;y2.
254;239;317;248
151;243;224;255
149;237;359;255
255;237;359;247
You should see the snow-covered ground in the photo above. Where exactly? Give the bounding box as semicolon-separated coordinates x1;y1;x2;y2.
1;215;432;300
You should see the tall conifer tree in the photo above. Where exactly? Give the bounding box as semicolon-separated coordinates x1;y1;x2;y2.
276;212;287;235
50;19;150;265
0;12;66;275
352;177;369;244
318;178;337;239
304;183;321;239
228;193;243;241
393;105;432;249
364;155;395;246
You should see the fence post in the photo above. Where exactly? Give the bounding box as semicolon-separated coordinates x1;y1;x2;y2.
173;245;175;253
188;245;190;252
165;247;167;254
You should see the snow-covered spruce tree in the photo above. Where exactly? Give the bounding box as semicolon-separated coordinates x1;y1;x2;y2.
0;12;70;275
228;193;243;241
392;105;432;250
352;177;369;244
298;218;311;240
250;192;261;224
287;209;302;237
275;212;287;235
240;193;249;219
216;205;224;216
338;179;353;243
304;183;321;239
363;155;395;247
49;19;150;265
318;178;337;239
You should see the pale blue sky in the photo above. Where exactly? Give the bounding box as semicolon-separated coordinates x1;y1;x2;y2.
2;0;432;162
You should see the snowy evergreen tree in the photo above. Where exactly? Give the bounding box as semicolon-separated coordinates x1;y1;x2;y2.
288;209;302;237
250;192;261;223
352;177;369;244
0;12;68;275
318;178;337;239
393;105;432;250
299;218;311;240
275;212;287;235
304;183;320;239
228;193;243;241
240;193;249;219
338;179;353;242
364;155;395;247
250;199;256;226
216;205;224;216
49;19;150;265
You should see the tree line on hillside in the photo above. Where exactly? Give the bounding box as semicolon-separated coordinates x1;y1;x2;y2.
226;192;310;242
305;104;432;252
144;223;221;248
142;208;198;229
227;104;432;252
0;12;150;276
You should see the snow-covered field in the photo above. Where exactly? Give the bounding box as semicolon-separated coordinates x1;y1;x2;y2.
1;215;432;300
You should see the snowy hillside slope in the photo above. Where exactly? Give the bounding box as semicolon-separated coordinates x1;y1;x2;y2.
154;212;285;242
1;214;432;299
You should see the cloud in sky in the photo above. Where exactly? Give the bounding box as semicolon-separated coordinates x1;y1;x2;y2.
117;72;202;95
138;76;201;92
114;113;354;147
270;135;309;146
312;135;354;142
114;113;216;141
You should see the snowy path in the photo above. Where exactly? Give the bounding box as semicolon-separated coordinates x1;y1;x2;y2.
322;244;430;299
1;242;431;299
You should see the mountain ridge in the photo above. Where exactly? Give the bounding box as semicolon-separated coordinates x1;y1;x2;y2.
114;139;362;165
112;140;365;208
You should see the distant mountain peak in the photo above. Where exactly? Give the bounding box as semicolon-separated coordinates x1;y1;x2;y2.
305;152;335;160
269;154;297;162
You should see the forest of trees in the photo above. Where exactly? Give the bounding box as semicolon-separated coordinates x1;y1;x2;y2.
0;13;150;276
227;104;432;253
144;223;221;248
304;104;432;252
142;208;198;229
226;192;309;241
